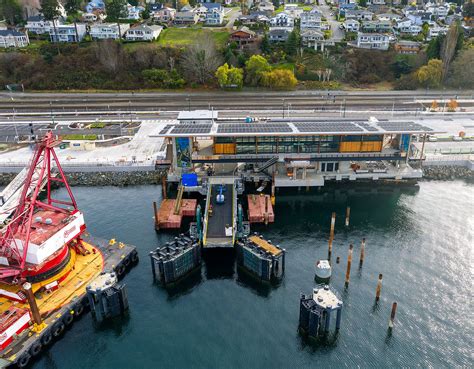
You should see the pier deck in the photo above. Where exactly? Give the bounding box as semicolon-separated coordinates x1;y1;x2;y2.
156;199;197;229
204;184;234;248
247;195;275;224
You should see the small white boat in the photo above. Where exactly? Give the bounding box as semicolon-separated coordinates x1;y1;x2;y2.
315;260;331;280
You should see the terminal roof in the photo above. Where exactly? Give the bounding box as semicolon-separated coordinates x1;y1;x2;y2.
155;118;441;137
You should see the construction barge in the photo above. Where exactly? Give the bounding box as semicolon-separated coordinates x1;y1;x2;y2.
0;133;138;368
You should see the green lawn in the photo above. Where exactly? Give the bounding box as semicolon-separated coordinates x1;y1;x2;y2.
157;28;229;47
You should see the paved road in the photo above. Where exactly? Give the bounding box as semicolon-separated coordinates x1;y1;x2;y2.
319;4;344;41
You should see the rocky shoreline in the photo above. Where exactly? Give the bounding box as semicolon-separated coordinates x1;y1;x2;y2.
0;170;167;187
421;165;474;181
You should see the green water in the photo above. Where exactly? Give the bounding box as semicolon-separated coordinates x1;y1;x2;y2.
33;181;473;368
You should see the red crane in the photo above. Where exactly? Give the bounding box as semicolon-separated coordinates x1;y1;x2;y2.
0;132;81;283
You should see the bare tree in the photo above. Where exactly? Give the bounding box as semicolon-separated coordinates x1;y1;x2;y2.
94;40;123;74
180;33;222;84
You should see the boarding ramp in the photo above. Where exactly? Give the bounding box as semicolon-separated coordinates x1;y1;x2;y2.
202;179;238;248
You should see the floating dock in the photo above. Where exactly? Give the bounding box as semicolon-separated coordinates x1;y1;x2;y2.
236;234;285;282
154;198;197;230
299;286;343;338
0;234;138;368
247;195;275;224
150;235;201;286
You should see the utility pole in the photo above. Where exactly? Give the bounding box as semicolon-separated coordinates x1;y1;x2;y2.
50;101;55;126
13;108;18;142
282;99;285;118
129;100;132;124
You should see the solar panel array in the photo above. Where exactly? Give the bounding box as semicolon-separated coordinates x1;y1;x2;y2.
294;122;364;133
356;122;379;132
377;121;433;132
159;124;173;135
170;124;213;134
217;123;292;134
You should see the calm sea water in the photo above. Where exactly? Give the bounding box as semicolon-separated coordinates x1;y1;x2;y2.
33;181;473;369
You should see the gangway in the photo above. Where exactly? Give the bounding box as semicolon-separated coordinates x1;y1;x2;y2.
202;180;238;248
255;157;278;173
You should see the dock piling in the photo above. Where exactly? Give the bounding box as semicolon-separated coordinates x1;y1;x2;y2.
336;256;340;264
328;236;333;261
330;212;336;239
23;282;42;327
161;176;167;199
389;302;398;329
153;201;159;230
345;207;351;227
344;244;353;288
375;273;383;302
359;238;366;267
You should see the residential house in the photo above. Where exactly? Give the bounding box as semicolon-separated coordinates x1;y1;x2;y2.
425;1;449;20
0;21;7;31
49;23;87;42
345;9;374;21
269;13;294;28
355;32;390;50
174;11;199;24
394;40;421;54
396;18;412;30
301;29;325;49
367;0;385;5
25;15;61;35
90;23;130;39
203;3;224;25
268;28;291;42
230;27;257;48
82;13;98;22
407;11;434;26
258;1;275;14
338;3;357;17
361;20;392;33
125;25;163;41
397;23;422;36
124;4;144;20
153;6;177;23
427;25;448;40
0;30;29;48
86;0;105;13
376;13;402;22
300;8;322;31
238;12;270;26
344;19;360;32
283;4;304;19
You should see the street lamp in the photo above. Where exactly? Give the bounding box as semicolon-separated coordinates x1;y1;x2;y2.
50;101;55;126
186;95;191;111
129;100;132;124
282;98;285;118
12;108;18;142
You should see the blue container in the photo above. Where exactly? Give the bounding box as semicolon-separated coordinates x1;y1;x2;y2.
182;173;198;187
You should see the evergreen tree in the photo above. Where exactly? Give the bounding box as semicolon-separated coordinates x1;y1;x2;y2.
105;0;128;39
426;35;443;60
358;0;367;7
41;0;60;43
65;0;81;15
261;33;270;54
285;30;299;56
0;0;22;25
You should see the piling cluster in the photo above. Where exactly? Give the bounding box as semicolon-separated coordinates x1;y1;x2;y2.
150;234;201;286
236;234;285;282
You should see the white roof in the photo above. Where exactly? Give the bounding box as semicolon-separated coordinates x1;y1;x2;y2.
177;110;218;120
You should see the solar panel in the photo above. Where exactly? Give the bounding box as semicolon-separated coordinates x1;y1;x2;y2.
217;123;292;134
376;121;433;132
159;125;173;135
294;122;363;133
170;124;213;134
356;122;379;132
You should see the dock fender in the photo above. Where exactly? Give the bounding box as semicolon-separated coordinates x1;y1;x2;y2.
123;256;131;268
41;331;53;346
17;352;31;368
29;341;42;357
63;313;74;326
74;303;84;317
52;321;65;337
131;250;139;264
116;264;125;277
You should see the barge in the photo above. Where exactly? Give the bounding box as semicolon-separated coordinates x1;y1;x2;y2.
0;133;138;368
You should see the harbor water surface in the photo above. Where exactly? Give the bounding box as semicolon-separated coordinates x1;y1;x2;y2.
34;181;473;369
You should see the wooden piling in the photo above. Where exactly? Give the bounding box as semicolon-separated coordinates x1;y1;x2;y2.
330;212;336;239
161;176;167;199
389;302;397;329
153;201;159;230
359;238;366;267
23;282;42;326
328;236;333;261
264;195;269;226
344;244;353;287
345;206;351;227
375;273;383;302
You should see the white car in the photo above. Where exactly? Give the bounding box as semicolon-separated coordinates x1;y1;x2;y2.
452;136;462;141
428;136;438;142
